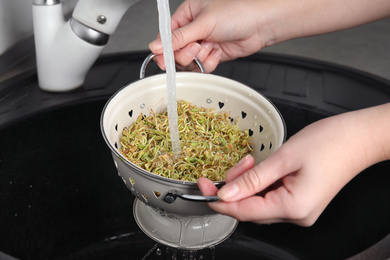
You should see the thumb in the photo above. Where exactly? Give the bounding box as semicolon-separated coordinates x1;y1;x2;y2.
217;148;299;202
171;21;209;51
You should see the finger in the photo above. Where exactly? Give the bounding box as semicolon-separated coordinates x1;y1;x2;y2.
217;145;301;202
197;177;218;196
196;41;215;62
176;45;222;73
170;1;199;31
225;154;255;183
176;62;202;73
210;183;322;227
174;42;202;67
207;187;290;223
200;48;222;73
150;0;206;54
153;46;203;73
149;18;209;55
169;1;207;48
173;41;214;69
149;38;163;55
152;54;166;71
172;24;210;52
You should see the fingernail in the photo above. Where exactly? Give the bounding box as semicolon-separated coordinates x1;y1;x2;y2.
213;48;222;58
218;183;239;201
236;154;251;167
154;55;165;70
201;41;214;51
149;39;163;52
187;43;201;57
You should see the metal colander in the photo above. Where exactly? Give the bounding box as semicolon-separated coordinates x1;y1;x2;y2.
100;55;286;249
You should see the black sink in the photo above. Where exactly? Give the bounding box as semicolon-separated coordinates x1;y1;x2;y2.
1;51;389;260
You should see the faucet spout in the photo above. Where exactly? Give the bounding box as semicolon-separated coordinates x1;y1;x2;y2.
33;0;140;92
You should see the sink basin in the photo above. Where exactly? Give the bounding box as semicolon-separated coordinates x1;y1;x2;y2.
0;51;389;259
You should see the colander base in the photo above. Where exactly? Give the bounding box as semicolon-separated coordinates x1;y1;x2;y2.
133;198;238;250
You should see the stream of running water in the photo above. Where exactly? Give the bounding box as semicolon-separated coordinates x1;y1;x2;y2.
156;0;181;155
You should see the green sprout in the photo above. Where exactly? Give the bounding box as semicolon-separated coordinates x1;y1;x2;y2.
120;100;252;182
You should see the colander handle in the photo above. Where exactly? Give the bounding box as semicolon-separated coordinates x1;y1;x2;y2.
140;53;205;79
164;190;220;204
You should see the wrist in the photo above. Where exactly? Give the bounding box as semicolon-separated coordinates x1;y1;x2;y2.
341;103;390;175
357;103;390;166
255;0;304;47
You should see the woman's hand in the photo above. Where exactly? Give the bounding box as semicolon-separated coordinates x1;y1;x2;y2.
149;0;272;73
198;104;390;226
150;0;390;73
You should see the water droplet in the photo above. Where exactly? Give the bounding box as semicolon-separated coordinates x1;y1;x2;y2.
140;103;145;109
156;248;162;256
206;98;212;104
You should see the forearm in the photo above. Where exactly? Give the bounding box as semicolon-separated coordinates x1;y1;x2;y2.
261;0;390;46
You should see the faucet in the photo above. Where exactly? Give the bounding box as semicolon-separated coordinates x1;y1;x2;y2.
33;0;140;92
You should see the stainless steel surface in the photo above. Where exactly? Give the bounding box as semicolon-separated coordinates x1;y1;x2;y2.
70;17;109;46
167;190;220;202
140;53;205;78
96;15;107;24
33;0;60;5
